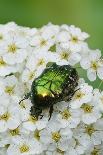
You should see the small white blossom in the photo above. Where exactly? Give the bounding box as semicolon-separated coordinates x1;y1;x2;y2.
70;83;93;109
80;49;103;81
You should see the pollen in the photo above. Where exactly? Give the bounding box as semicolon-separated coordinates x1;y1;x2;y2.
61;109;71;120
5;86;15;95
60;51;70;60
40;39;47;47
91;61;98;70
29;115;38;123
19;144;29;153
0;57;6;67
8;43;17;53
28;72;35;80
91;147;99;155
34;129;40;141
37;58;45;66
85;125;95;136
9;127;20;136
81;103;93;113
52;131;61;142
71;36;78;43
0;112;10;121
74;90;85;99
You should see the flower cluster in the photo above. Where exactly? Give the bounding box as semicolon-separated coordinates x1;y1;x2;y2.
0;22;103;155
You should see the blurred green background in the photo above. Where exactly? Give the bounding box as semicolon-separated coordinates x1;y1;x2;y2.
0;0;103;89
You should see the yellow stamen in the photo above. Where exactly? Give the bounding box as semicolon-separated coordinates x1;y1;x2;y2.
34;129;40;141
0;112;10;121
5;86;15;95
60;51;70;60
61;109;71;120
28;115;37;123
74;91;85;99
85;125;95;136
8;43;17;53
81;103;93;113
9;128;20;136
52;131;61;142
19;144;29;153
0;57;6;67
37;59;45;66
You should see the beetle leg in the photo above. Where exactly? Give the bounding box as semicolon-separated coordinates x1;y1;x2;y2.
19;92;31;104
48;105;53;120
30;106;42;119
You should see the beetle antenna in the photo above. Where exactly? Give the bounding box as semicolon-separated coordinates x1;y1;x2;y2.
19;92;31;104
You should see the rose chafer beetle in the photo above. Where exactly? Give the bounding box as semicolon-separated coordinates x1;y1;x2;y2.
19;63;78;120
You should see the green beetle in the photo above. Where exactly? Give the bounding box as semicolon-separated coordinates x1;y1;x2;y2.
19;63;78;120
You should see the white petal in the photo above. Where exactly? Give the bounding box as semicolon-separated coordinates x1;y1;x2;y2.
97;67;103;80
0;121;7;132
80;58;90;69
87;69;96;81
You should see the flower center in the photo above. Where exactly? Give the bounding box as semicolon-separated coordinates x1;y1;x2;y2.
74;91;85;99
0;34;3;40
9;127;20;136
34;129;40;141
81;103;93;113
40;40;47;47
0;112;10;121
0;57;6;67
8;43;17;53
5;86;15;95
85;125;95;136
91;61;98;70
71;36;78;43
52;131;61;142
60;51;70;60
61;109;71;120
29;115;38;123
91;147;99;155
19;144;29;153
28;72;35;80
37;58;45;66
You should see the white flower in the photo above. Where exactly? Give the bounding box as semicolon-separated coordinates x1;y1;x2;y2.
30;24;58;52
0;56;21;76
18;99;32;122
40;119;73;151
0;97;21;132
70;83;93;109
26;51;56;75
55;45;81;66
54;101;81;128
68;25;89;52
57;25;89;52
85;143;103;155
1;75;24;98
22;114;48;131
0;131;10;147
80;101;101;125
21;68;40;85
7;135;42;155
76;120;103;146
80;49;103;81
1;31;28;65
